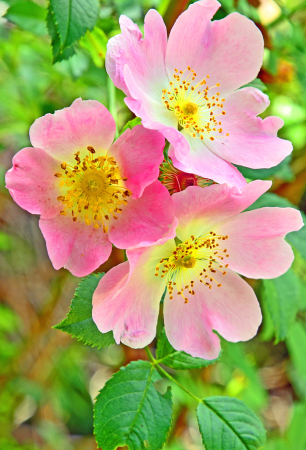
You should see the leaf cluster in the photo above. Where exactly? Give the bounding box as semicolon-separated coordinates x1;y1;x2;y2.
54;275;267;449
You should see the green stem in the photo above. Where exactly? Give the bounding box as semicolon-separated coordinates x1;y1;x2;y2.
107;76;118;138
145;346;155;364
145;346;202;403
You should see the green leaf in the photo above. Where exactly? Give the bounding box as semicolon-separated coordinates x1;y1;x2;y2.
220;341;267;411
54;273;115;348
197;396;266;450
0;231;14;251
156;328;218;370
286;322;306;398
287;219;306;261
47;6;75;63
262;268;301;342
241;78;267;92
286;402;306;450
236;156;293;182
5;1;47;36
265;439;287;450
94;360;172;450
292;251;306;310
246;193;293;210
120;117;142;135
49;0;99;50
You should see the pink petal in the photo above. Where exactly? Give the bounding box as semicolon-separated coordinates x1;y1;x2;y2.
125;95;246;189
208;88;293;168
166;0;219;74
92;246;167;347
108;125;165;198
39;214;112;277
160;127;190;162
5;147;62;219
168;135;247;189
214;207;304;279
126;238;176;267
30;99;116;163
166;2;263;95
124;69;176;128
164;269;261;359
108;181;176;249
123;68;183;147
172;180;271;242
106;10;168;98
124;95;182;179
164;293;221;360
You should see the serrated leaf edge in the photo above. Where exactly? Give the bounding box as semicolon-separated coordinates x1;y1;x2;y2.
156;351;217;369
47;3;72;63
53;273;114;349
93;361;173;450
49;0;98;51
197;397;266;450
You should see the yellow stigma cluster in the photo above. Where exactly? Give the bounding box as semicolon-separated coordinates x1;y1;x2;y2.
155;232;229;303
161;67;229;141
54;146;130;232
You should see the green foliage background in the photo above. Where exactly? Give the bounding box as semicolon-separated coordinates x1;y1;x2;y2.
0;0;306;448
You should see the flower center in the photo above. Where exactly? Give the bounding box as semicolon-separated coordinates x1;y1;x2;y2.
81;171;106;195
183;102;198;116
176;255;196;269
162;67;229;141
155;232;229;303
54;146;130;232
159;158;214;195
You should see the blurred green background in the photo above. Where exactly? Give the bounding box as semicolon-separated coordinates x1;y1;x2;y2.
1;0;306;448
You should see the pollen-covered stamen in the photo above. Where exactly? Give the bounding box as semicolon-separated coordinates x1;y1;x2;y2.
159;157;214;195
155;232;229;304
161;67;229;141
54;146;130;232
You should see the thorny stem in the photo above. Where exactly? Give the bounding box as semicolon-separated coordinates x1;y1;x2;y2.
145;346;202;403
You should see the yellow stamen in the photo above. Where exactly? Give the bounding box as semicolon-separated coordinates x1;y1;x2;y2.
54;147;130;231
161;67;229;141
155;231;229;303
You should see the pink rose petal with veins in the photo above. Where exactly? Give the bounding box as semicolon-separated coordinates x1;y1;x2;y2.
6;99;176;277
93;182;303;359
106;0;292;188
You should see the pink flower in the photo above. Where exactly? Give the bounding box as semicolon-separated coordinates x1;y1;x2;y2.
92;181;303;359
5;99;176;277
159;157;214;195
106;0;292;189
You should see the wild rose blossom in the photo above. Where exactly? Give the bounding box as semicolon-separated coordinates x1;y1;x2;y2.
92;181;303;359
5;99;176;277
159;157;214;195
106;0;292;189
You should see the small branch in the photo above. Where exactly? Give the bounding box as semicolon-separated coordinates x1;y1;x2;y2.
145;346;201;403
145;346;155;364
